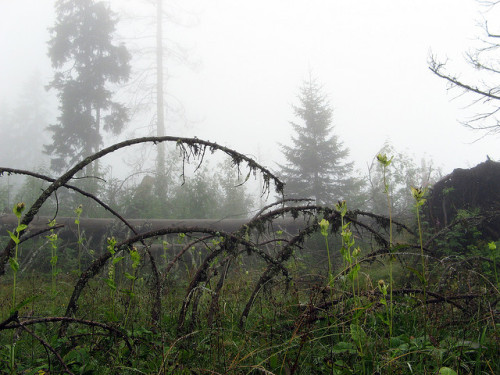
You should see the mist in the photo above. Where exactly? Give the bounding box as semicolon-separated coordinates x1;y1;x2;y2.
1;3;499;372
0;0;497;215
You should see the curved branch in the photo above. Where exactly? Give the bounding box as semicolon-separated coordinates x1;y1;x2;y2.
429;58;500;101
3;316;133;352
238;206;410;327
251;198;314;221
0;135;283;277
303;289;484;319
64;225;286;326
1;136;284;333
175;232;290;331
0;167;139;236
0;167;164;330
17;320;75;375
353;210;414;237
239;213;328;328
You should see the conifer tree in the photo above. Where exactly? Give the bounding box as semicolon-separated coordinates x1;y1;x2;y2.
279;76;361;205
45;0;131;173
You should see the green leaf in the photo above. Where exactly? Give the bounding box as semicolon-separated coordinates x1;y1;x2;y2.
105;311;119;322
356;301;374;313
129;249;141;267
331;341;357;354
350;323;366;344
348;263;360;281
23;364;47;375
352;302;373;320
328;273;335;288
16;224;28;232
376;312;389;325
269;355;279;369
438;367;458;375
390;335;408;348
120;289;135;297
7;230;20;244
416;198;426;207
406;265;425;284
10;295;38;315
9;257;19;272
124;272;136;280
112;256;124;265
105;279;116;290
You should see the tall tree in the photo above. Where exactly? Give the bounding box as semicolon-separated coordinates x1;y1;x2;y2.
46;0;131;173
114;0;196;202
155;0;167;200
279;76;361;205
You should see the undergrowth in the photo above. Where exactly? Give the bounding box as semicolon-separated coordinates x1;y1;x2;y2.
0;138;498;374
0;251;497;374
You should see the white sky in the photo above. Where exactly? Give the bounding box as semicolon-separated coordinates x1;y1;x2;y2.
1;0;498;178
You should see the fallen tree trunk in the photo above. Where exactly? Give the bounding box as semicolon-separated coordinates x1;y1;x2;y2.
0;214;308;244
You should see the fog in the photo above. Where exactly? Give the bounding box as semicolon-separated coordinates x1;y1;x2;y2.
0;0;497;188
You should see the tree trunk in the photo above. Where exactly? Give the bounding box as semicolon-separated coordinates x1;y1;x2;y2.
0;214;308;248
156;0;167;200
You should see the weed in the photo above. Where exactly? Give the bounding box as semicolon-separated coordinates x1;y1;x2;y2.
6;202;25;374
123;246;141;327
0;142;498;374
377;153;394;339
487;241;498;288
104;236;121;321
47;219;59;301
74;204;83;274
411;186;428;337
319;218;333;290
8;202;26;309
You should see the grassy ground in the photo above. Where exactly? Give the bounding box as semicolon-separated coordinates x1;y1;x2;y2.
0;243;498;375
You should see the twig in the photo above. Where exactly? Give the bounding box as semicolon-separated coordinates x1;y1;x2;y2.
17;319;75;375
4;316;133;352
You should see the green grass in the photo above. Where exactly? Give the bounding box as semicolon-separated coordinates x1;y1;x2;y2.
0;245;498;375
0;190;498;374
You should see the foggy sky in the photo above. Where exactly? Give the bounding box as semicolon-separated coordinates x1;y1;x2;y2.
0;0;497;178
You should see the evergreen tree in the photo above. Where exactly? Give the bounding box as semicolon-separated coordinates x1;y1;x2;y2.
279;76;360;205
46;0;131;173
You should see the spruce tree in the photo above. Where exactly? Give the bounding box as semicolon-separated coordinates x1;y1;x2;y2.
279;76;360;205
45;0;131;173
